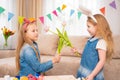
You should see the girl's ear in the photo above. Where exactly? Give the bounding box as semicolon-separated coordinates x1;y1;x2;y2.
24;30;27;33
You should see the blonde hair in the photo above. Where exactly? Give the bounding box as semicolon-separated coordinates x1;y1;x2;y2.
16;22;38;73
87;14;114;62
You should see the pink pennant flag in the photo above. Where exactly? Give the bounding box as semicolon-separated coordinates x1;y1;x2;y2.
52;10;58;16
109;0;116;9
39;16;44;24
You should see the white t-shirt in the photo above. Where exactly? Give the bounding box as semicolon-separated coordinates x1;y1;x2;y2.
96;39;107;51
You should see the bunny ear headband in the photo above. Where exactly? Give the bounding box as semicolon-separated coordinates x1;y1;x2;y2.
23;18;36;29
78;5;97;23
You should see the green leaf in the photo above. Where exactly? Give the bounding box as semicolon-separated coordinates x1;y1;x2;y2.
63;31;72;47
56;28;73;54
56;28;63;37
64;31;69;41
57;38;64;54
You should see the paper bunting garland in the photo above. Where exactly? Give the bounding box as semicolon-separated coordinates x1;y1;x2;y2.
52;10;58;16
61;4;67;10
109;0;116;9
100;7;105;15
0;6;5;14
8;12;14;21
57;7;61;13
37;2;117;25
39;16;44;24
47;14;52;21
70;9;75;17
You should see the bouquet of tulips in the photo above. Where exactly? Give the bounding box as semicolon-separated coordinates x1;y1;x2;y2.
1;26;15;46
44;22;80;56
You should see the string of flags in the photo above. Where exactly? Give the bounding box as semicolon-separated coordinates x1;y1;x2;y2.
0;0;117;24
37;0;117;25
0;6;14;21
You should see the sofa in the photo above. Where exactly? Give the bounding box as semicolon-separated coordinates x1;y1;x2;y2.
0;34;120;80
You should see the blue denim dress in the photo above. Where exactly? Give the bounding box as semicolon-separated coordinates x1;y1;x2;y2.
19;42;53;76
77;37;104;80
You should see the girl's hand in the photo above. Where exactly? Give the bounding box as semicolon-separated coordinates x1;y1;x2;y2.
52;54;61;63
71;47;78;53
71;47;83;55
86;74;94;80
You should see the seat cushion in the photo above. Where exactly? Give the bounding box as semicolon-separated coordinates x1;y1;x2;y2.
0;57;17;77
41;55;80;76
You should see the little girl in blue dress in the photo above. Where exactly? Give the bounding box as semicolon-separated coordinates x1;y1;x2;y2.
73;14;114;80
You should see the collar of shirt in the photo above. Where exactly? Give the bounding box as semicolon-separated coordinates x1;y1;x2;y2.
88;37;102;42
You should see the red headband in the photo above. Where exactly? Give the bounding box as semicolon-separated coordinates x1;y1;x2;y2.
23;18;36;30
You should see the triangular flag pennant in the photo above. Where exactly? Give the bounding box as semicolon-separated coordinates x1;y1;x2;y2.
0;6;5;14
52;10;58;17
39;16;44;24
78;11;82;20
70;9;75;17
18;16;24;25
57;7;61;13
47;14;52;21
109;0;116;9
62;4;67;10
100;7;105;15
28;18;36;22
8;12;14;21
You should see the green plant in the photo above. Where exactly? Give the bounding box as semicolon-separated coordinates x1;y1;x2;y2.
44;22;80;56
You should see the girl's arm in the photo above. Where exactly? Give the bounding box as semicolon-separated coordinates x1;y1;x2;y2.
24;47;53;73
86;49;106;80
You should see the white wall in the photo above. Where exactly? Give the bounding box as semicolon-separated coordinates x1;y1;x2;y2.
104;0;120;35
0;0;17;49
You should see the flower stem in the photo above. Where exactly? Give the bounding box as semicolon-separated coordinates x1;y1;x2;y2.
4;39;8;46
49;30;58;35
